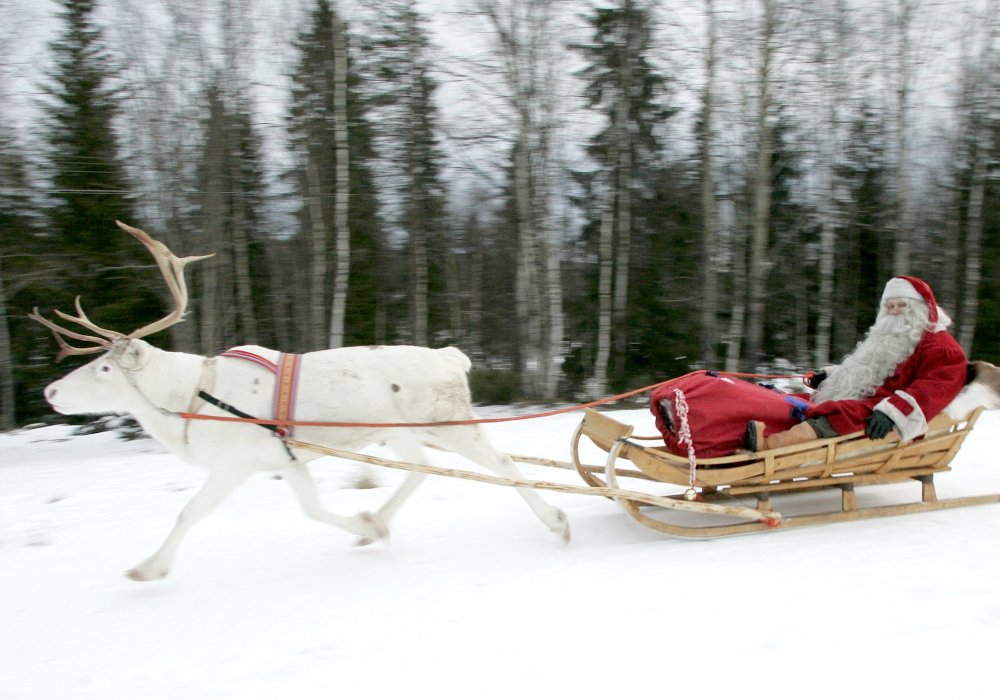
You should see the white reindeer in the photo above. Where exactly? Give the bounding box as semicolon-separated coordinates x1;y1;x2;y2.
945;360;1000;419
33;221;569;581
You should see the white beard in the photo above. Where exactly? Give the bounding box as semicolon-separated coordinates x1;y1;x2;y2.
813;302;930;403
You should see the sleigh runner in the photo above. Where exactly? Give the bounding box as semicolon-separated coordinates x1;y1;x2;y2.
567;406;1000;537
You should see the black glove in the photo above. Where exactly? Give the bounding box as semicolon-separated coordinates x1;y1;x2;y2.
805;370;827;389
865;410;896;440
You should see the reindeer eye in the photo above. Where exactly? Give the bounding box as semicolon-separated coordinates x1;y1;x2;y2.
100;365;111;373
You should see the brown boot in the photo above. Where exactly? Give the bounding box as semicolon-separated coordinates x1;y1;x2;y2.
747;421;819;452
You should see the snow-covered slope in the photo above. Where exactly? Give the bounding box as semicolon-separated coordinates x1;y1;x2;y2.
3;408;999;700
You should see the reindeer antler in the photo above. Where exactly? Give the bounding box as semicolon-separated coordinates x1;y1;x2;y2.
30;221;214;360
113;221;214;340
27;305;114;360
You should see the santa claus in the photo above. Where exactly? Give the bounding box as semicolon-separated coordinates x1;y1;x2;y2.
747;276;968;451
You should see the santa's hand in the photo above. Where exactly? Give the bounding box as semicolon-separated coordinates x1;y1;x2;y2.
805;369;827;389
865;411;895;440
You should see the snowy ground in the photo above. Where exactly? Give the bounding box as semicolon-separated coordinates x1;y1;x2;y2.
2;406;999;700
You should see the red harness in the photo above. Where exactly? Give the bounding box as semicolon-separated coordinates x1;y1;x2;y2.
220;349;303;438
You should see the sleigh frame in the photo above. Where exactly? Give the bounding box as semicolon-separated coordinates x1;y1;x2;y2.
569;407;1000;537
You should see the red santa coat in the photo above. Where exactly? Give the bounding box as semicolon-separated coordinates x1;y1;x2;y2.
806;329;967;441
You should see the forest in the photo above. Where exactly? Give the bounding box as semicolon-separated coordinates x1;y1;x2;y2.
0;0;997;428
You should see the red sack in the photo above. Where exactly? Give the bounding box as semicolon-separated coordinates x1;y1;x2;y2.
649;372;811;458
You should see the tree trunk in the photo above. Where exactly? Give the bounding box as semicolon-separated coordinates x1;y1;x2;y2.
200;119;225;355
700;0;719;369
306;156;328;349
588;171;616;398
813;0;848;368
412;225;429;346
539;50;564;398
514;130;543;395
444;247;464;348
481;0;562;399
746;0;775;370
891;0;913;274
610;97;633;379
958;142;986;353
542;202;565;398
467;214;484;357
229;177;257;344
328;8;350;349
0;253;15;430
725;205;748;373
590;26;632;396
199;252;219;354
164;209;198;353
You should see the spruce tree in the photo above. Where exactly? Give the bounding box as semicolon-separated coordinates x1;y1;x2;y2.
40;0;149;335
193;76;270;354
573;0;678;389
287;0;383;350
760;113;808;365
835;105;893;356
0;128;44;427
364;0;449;347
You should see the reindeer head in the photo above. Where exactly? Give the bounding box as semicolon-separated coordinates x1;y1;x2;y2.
31;221;213;415
43;338;159;414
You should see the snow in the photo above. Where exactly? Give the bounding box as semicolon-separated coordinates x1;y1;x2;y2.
2;407;1000;700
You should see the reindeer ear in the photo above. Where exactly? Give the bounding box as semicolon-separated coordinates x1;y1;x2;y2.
119;339;152;370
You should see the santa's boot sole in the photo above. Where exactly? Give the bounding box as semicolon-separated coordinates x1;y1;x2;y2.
745;421;767;452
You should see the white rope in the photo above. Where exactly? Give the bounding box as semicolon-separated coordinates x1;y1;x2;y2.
672;388;698;498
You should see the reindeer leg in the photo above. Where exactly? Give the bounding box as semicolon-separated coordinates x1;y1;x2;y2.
433;426;571;543
348;439;431;546
351;471;428;546
280;463;388;544
126;468;251;581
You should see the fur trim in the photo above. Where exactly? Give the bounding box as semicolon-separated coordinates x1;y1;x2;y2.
881;278;924;303
874;390;928;442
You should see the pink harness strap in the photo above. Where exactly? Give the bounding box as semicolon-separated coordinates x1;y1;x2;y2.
219;349;278;373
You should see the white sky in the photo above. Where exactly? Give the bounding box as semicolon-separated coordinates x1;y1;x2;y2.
0;0;992;223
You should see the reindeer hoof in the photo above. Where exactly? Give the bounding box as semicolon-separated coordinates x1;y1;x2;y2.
551;509;571;544
125;559;169;581
352;512;389;547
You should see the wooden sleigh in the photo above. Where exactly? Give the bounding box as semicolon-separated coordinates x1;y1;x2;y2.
569;406;1000;537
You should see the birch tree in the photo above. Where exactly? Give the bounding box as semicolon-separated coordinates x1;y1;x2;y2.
954;6;997;354
289;0;382;350
576;0;671;395
195;75;268;353
745;0;777;369
0;27;23;429
699;0;720;369
0;255;12;429
807;0;851;367
478;0;566;399
364;0;448;347
885;0;917;275
835;104;892;355
328;7;351;348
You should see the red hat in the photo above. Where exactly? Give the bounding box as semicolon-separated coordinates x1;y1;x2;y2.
881;276;952;332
